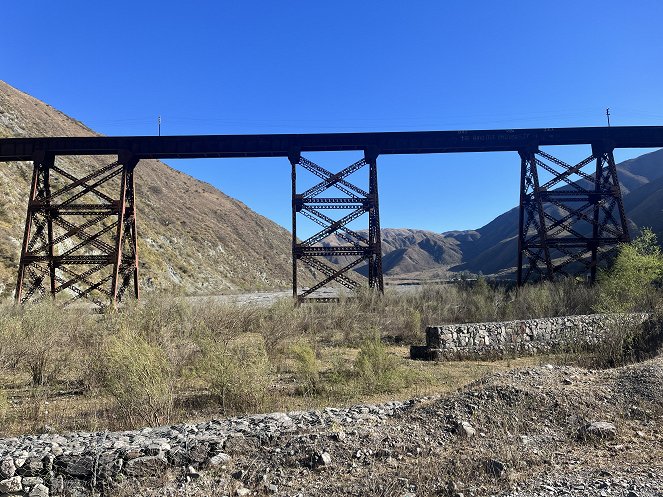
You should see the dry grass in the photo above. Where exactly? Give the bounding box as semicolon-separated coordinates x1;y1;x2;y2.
0;278;655;435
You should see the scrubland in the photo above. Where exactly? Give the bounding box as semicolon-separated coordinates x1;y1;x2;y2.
0;276;658;436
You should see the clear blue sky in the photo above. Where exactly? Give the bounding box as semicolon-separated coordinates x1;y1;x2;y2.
4;1;663;236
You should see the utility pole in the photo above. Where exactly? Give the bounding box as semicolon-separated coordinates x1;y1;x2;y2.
158;115;161;136
606;108;611;127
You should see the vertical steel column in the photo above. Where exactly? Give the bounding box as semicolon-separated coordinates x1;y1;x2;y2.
606;150;630;244
517;149;553;285
111;151;140;304
289;150;300;302
516;152;527;287
16;151;54;302
590;143;630;283
366;149;384;293
590;147;603;283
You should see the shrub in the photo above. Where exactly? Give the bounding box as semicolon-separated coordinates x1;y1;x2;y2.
597;228;663;313
196;333;272;414
5;302;88;386
290;341;319;396
354;335;410;394
0;389;8;419
98;329;173;426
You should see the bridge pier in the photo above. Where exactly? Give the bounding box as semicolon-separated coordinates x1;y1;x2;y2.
15;152;140;308
517;144;630;285
289;150;384;303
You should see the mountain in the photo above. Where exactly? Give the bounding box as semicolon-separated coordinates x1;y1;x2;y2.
0;81;311;298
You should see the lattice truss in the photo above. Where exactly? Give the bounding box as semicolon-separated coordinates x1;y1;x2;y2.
517;146;630;285
289;151;383;303
16;151;139;308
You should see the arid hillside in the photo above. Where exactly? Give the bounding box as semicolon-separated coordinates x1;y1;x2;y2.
0;81;308;297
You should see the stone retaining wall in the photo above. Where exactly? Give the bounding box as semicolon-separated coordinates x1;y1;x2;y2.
411;313;649;361
0;401;414;496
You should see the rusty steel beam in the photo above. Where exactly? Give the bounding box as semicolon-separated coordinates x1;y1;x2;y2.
1;126;663;161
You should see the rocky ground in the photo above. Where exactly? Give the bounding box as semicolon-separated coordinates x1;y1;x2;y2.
0;357;661;497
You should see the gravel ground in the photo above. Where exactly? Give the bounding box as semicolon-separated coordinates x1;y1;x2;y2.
0;357;661;496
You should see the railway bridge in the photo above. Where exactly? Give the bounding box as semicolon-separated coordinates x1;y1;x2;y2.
1;126;662;306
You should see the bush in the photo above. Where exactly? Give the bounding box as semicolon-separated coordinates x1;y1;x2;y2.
0;389;8;419
98;329;173;426
3;302;88;386
196;333;272;414
597;228;663;313
290;341;319;396
354;335;410;394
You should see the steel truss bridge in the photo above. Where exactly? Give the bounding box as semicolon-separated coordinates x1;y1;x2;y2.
1;126;662;307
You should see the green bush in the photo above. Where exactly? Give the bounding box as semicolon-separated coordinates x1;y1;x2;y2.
597;228;663;313
98;329;173;426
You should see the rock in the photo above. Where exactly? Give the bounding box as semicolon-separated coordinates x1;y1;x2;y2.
49;475;64;495
29;483;49;497
17;457;44;476
208;452;232;467
0;458;15;478
124;455;168;478
331;430;346;441
579;421;617;440
484;458;505;477
236;488;251;496
56;455;94;478
186;465;200;480
0;475;23;493
320;452;332;466
23;476;44;487
458;421;476;438
187;442;210;463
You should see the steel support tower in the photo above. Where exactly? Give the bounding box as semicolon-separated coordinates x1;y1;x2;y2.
15;151;140;307
289;150;383;303
517;143;630;285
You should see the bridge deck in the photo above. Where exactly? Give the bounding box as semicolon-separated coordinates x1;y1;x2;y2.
1;126;662;161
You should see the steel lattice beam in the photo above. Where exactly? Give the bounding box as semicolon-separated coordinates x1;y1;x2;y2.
290;150;383;303
517;144;630;285
15;151;140;308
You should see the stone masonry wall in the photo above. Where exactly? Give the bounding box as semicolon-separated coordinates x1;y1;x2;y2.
418;313;649;360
